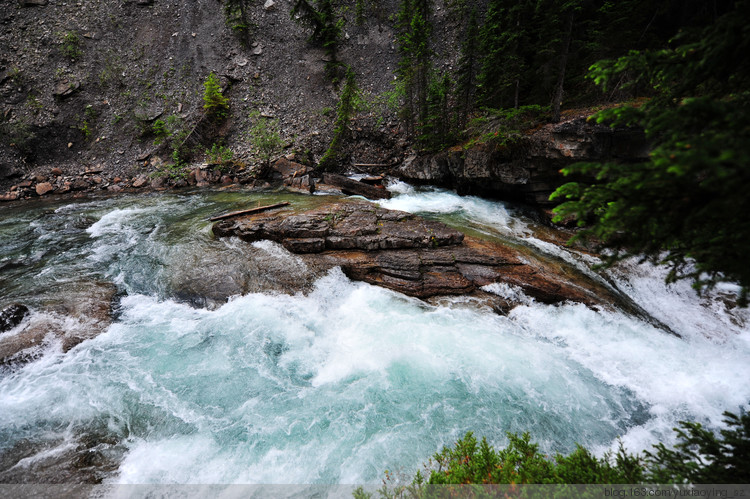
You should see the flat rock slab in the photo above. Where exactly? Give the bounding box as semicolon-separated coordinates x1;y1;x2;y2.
214;201;464;253
213;201;609;305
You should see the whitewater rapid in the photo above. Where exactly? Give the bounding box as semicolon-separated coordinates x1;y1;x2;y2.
0;186;747;484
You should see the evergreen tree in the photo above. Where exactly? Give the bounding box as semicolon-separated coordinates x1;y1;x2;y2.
395;0;433;136
454;7;479;128
548;1;578;122
476;0;535;109
319;67;359;170
202;72;229;119
551;0;750;304
291;0;343;75
223;0;254;45
419;72;453;150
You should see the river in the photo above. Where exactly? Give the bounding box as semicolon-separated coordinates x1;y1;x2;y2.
0;183;748;485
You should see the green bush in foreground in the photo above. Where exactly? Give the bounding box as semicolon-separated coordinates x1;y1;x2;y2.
356;411;749;497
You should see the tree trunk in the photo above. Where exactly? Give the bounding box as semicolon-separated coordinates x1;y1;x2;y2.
551;11;574;123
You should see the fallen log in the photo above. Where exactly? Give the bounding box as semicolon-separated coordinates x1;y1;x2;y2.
209;202;290;222
359;175;385;186
322;173;391;200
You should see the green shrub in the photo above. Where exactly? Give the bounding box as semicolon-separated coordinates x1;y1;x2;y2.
206;143;234;165
152;119;168;143
248;111;282;174
0;118;36;156
366;411;750;497
465;104;550;149
60;31;82;61
150;115;182;146
26;94;43;114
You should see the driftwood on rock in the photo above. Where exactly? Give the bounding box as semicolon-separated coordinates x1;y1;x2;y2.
209;202;290;222
358;176;385;186
321;173;391;200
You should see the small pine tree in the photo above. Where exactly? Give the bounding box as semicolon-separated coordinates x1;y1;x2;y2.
202;72;229;119
319;68;359;171
248;111;282;175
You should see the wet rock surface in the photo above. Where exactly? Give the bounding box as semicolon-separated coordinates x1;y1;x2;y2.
213;201;611;305
0;281;117;368
214;201;464;254
0;429;124;484
0;304;29;334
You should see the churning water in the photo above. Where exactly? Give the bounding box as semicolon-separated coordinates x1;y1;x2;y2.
0;186;748;484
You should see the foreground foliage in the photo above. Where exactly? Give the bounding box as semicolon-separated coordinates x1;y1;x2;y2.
551;0;750;304
356;412;749;497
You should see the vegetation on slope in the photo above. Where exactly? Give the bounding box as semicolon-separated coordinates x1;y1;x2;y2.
391;0;738;151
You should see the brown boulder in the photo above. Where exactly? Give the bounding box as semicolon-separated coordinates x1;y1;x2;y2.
53;79;80;98
0;192;20;202
321;173;391;200
35;182;54;196
271;157;312;180
71;179;90;191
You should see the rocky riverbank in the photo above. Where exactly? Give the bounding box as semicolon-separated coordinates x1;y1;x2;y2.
397;115;649;206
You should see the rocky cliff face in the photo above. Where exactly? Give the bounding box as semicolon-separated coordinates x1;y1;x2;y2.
397;116;650;206
1;1;648;207
0;0;435;189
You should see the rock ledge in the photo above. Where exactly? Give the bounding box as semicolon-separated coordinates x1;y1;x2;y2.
213;201;607;305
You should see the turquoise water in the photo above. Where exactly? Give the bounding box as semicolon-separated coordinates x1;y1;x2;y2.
0;187;748;484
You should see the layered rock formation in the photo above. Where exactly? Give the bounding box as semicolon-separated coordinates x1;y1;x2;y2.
213;200;616;307
398;117;649;205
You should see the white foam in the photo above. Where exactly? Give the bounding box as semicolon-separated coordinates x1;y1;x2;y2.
86;207;151;238
482;282;534;305
606;259;750;341
251;240;307;272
